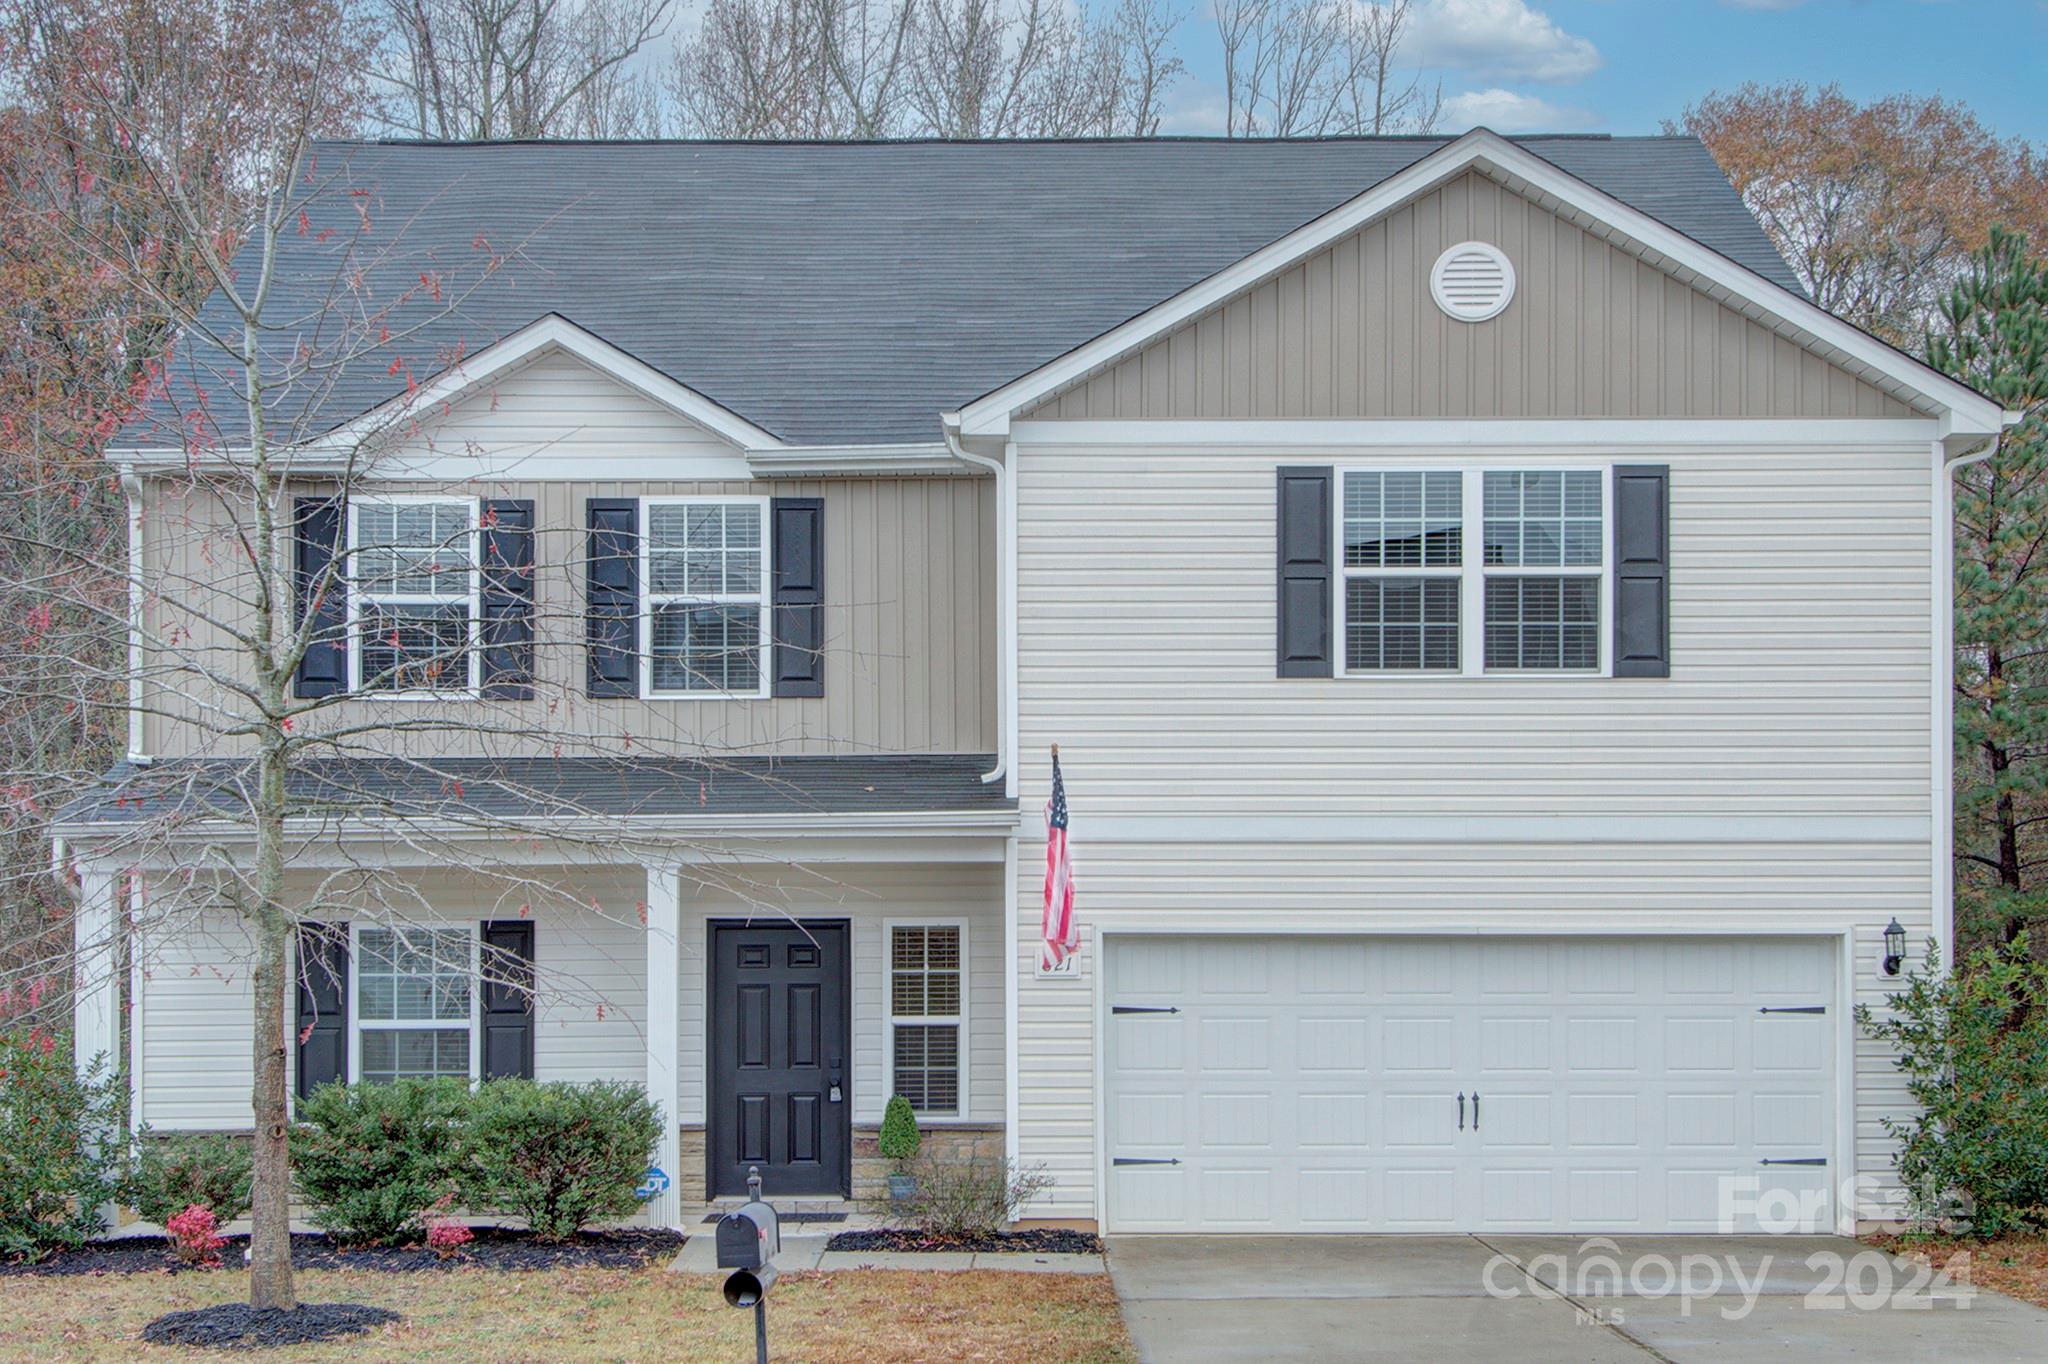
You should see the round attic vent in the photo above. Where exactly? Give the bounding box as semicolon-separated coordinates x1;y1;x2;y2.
1430;242;1516;322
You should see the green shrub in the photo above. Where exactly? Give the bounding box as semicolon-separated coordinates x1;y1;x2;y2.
458;1079;661;1242
125;1129;254;1230
904;1158;1052;1239
293;1079;469;1246
877;1095;920;1166
0;1031;127;1262
1858;937;2048;1237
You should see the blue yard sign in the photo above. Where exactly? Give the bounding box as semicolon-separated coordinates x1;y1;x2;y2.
635;1166;670;1202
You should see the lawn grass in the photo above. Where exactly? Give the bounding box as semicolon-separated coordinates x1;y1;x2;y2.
0;1266;1136;1363
1864;1232;2048;1311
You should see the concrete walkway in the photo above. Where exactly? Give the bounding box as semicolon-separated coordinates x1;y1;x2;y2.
669;1232;1105;1275
1107;1234;2048;1363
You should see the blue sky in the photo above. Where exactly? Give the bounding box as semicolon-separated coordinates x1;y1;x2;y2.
1157;0;2048;142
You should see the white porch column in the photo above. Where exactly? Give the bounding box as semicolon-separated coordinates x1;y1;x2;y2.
643;861;684;1230
72;859;121;1082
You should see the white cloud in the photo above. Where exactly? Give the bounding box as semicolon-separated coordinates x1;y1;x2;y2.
1157;79;1230;136
1406;0;1603;83
1440;87;1602;133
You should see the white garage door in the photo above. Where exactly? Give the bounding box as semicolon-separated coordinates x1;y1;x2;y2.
1104;936;1836;1234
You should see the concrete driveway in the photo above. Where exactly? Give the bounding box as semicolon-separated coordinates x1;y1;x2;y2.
1107;1235;2048;1363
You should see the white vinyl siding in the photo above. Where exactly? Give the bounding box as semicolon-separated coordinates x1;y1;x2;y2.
1012;437;1934;1226
133;875;647;1131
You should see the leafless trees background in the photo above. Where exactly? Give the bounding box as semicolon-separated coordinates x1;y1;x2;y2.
363;0;1442;141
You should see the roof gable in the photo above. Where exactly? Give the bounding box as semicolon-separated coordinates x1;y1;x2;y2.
960;130;2002;440
1024;169;1918;424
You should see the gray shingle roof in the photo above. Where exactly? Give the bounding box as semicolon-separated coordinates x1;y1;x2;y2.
56;755;1012;827
138;135;1798;449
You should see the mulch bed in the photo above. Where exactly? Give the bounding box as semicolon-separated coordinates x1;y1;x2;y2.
825;1228;1102;1255
141;1303;401;1350
3;1228;684;1277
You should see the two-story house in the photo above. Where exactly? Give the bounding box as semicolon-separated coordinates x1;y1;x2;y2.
60;130;2009;1236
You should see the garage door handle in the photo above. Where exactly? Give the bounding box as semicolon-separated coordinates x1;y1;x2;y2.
1471;1092;1480;1131
1758;1005;1827;1014
1759;1157;1827;1166
1113;1157;1181;1167
1111;1005;1180;1015
1457;1092;1465;1130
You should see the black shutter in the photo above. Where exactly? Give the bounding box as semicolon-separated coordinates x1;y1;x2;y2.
1276;467;1335;678
1613;465;1671;678
481;498;536;699
771;497;825;698
479;920;536;1080
293;497;347;698
586;498;639;697
295;922;348;1098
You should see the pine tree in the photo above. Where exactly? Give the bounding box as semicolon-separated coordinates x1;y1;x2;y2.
1936;228;2048;953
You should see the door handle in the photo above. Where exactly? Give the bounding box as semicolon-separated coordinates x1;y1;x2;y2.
1472;1092;1480;1132
1457;1092;1465;1131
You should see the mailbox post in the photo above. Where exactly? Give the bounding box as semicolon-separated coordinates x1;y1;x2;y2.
717;1168;781;1364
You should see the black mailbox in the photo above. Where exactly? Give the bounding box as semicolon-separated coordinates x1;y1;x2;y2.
716;1201;781;1270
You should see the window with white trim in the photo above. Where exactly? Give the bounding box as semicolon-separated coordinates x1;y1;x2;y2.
1339;466;1608;677
349;499;479;694
1482;470;1604;671
1342;470;1462;672
641;498;768;697
888;924;963;1116
354;926;475;1083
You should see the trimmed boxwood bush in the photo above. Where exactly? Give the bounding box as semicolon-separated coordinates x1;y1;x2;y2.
125;1129;254;1229
0;1031;126;1262
458;1079;661;1242
294;1079;469;1246
878;1094;920;1167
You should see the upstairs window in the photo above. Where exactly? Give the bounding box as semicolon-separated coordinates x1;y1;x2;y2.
641;497;769;698
1483;471;1604;672
1342;471;1463;672
888;923;964;1116
349;498;479;695
1338;466;1609;678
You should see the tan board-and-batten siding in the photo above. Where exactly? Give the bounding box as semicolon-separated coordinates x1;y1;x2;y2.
140;473;997;760
1025;171;1918;423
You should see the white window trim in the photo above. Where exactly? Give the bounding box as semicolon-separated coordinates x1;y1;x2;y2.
346;921;481;1085
882;917;970;1122
637;494;773;701
345;494;482;700
1334;460;1614;680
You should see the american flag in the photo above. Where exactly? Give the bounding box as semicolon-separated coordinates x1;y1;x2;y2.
1042;749;1077;971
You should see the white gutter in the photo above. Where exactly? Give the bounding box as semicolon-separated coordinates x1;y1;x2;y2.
1936;433;2002;973
941;419;1014;793
120;471;149;765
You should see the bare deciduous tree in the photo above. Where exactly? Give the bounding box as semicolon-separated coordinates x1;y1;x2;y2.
1217;0;1435;138
379;0;674;139
669;0;1183;140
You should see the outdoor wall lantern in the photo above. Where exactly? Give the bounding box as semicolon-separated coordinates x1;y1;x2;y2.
1882;918;1907;977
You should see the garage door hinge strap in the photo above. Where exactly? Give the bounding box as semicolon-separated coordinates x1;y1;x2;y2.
1112;1157;1181;1166
1111;1005;1180;1014
1759;1157;1828;1166
1757;1005;1827;1014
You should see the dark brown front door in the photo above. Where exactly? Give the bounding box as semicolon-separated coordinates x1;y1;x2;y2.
707;920;851;1198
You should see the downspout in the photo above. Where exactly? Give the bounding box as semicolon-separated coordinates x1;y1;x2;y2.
1937;435;1999;974
942;417;1024;1178
941;422;1012;793
120;470;150;765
